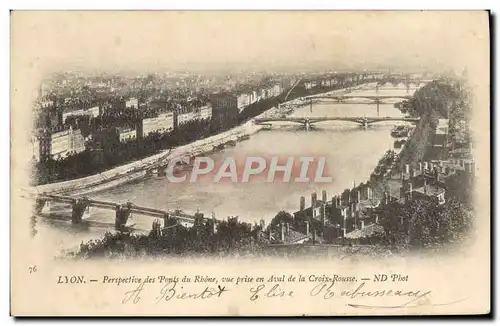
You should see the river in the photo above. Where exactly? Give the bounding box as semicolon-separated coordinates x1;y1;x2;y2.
35;85;419;255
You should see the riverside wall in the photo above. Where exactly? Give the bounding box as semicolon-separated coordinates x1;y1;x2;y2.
27;83;374;196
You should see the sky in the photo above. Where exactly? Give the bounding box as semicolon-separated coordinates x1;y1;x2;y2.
11;11;489;76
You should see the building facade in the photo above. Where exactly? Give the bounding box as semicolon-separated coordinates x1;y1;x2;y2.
433;119;450;159
236;93;252;112
125;97;139;109
142;112;175;137
62;105;100;123
199;105;212;120
210;92;240;124
117;127;137;142
32;126;86;161
177;110;197;125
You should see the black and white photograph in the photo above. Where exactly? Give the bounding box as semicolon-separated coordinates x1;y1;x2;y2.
10;10;491;316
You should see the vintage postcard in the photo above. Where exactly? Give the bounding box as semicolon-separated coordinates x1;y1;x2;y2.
10;10;490;316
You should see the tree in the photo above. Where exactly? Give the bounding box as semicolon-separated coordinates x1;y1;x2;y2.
438;198;474;242
406;200;441;248
445;173;474;208
269;211;293;230
377;202;408;246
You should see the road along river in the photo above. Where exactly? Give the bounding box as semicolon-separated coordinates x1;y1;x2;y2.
35;85;419;254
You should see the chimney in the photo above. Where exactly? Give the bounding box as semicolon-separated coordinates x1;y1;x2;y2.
322;190;327;203
311;192;317;207
300;196;305;211
305;221;310;235
153;220;160;236
405;164;410;174
320;204;326;226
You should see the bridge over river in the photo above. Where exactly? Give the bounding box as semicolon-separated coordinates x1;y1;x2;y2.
34;193;223;232
305;94;412;102
32;81;427;252
290;93;414;116
254;116;419;130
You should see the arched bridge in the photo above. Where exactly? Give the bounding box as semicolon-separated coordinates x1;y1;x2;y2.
33;193;223;232
305;94;412;102
254;116;420;129
301;94;413;116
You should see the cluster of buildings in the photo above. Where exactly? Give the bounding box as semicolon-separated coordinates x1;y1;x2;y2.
302;72;428;91
32;93;214;162
268;111;474;244
32;76;288;163
30;72;300;163
31;71;431;164
278;155;475;244
62;105;100;123
304;74;369;90
210;82;287;122
431;116;473;162
141;102;213;137
32;126;86;162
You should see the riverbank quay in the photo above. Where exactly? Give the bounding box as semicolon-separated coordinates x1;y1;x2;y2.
66;78;476;258
263;78;474;250
27;82;373;197
25;121;263;197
